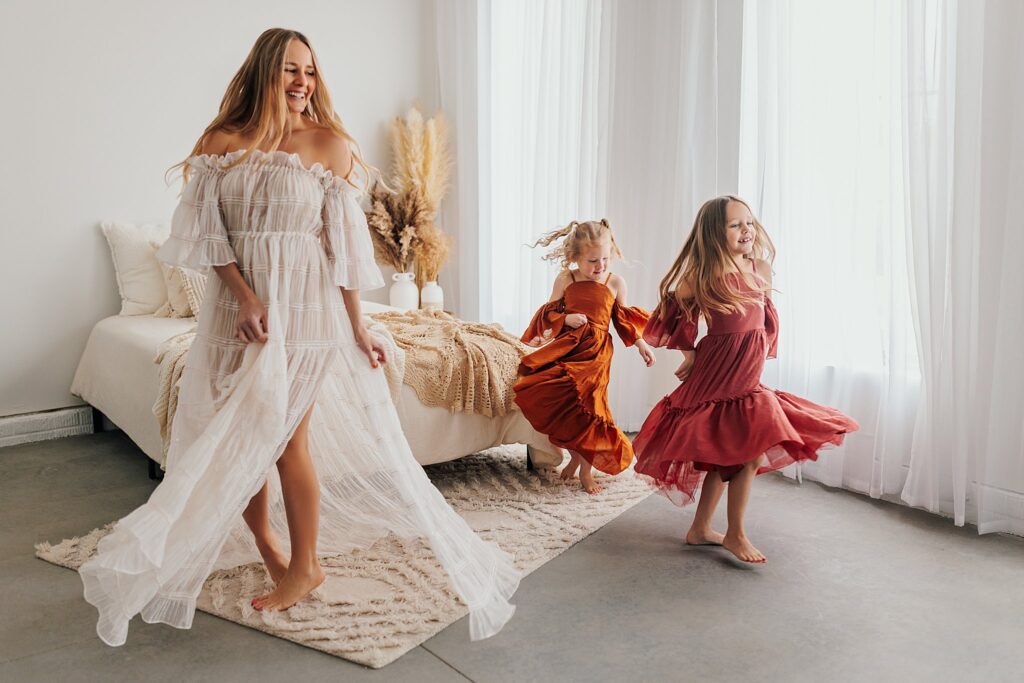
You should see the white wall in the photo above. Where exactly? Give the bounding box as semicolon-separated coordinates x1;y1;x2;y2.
0;0;436;417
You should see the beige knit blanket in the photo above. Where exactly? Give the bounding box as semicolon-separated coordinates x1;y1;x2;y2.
153;318;406;462
153;326;197;461
368;310;530;419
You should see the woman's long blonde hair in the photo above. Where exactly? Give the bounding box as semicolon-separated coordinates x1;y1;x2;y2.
174;28;371;186
533;219;624;269
658;195;775;319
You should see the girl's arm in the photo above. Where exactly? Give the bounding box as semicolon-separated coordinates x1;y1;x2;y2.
610;274;654;367
551;270;587;329
675;349;696;381
549;270;572;302
673;275;697;379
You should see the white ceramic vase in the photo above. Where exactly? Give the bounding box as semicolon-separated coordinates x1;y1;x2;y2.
420;281;444;312
389;272;418;310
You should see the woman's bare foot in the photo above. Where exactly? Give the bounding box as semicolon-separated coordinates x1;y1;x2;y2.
722;533;767;563
251;564;325;611
685;527;725;546
579;469;603;494
254;534;290;584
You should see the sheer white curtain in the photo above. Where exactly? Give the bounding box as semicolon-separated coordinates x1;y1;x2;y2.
435;0;485;320
437;0;1024;533
436;0;606;326
741;0;1024;533
901;0;1024;534
738;0;920;498
483;0;606;330
437;0;739;427
602;0;740;430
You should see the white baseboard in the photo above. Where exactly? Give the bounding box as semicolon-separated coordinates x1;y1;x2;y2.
0;407;94;448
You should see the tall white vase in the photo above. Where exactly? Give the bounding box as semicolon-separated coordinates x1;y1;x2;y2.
389;272;418;310
420;281;444;312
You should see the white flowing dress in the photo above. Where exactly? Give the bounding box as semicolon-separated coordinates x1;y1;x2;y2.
79;149;519;646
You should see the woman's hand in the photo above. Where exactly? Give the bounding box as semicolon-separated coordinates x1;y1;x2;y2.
354;325;387;368
565;313;588;329
674;350;695;382
637;340;655;367
236;296;269;343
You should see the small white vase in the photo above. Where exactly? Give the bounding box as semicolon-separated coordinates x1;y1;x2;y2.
420;280;444;312
389;272;418;310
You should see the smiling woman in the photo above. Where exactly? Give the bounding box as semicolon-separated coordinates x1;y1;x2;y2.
77;27;519;648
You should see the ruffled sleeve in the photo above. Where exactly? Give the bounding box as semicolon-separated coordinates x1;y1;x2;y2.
157;157;236;273
611;303;650;347
521;300;567;347
642;296;698;351
764;296;779;359
321;179;385;291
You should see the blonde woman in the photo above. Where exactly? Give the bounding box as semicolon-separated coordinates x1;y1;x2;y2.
80;28;518;646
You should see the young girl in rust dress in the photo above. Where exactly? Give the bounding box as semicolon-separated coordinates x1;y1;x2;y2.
633;196;858;563
514;219;653;494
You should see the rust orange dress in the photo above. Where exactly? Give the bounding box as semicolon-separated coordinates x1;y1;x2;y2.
513;272;649;474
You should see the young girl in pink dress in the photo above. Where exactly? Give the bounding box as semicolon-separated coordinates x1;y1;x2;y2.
633;196;858;563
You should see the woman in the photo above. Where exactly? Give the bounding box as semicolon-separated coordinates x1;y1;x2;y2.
79;28;518;646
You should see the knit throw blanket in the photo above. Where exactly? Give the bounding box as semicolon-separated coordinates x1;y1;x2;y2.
153;312;527;458
367;310;530;419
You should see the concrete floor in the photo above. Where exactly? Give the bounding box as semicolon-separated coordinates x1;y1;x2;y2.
2;431;1023;683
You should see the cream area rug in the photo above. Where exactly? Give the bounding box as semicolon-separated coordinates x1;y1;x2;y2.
36;445;651;668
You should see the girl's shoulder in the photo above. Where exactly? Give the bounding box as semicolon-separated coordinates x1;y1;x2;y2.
750;258;773;286
606;272;626;299
555;269;575;286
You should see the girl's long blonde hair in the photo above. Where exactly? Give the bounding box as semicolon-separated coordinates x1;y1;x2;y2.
533;219;624;269
173;28;371;186
658;195;775;319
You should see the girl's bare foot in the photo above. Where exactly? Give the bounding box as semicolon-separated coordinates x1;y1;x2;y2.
254;534;290;584
722;533;767;563
560;456;581;481
251;564;326;611
579;469;603;494
685;527;725;546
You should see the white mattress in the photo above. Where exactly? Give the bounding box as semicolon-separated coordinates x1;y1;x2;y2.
71;309;563;468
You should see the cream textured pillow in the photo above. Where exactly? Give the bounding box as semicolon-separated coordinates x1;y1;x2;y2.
100;222;170;315
148;236;208;318
160;263;194;317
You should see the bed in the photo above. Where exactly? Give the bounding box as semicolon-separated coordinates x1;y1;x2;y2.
70;302;564;476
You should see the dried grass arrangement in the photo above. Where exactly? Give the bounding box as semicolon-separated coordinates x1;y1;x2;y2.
365;107;453;287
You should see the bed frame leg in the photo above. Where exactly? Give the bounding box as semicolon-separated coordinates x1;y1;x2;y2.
148;458;163;481
526;446;536;471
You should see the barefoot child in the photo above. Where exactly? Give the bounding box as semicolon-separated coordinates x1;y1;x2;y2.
633;196;858;562
514;219;654;494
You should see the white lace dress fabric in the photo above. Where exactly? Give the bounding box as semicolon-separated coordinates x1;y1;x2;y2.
78;150;519;646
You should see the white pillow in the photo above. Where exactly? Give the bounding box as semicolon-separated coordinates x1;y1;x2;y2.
100;222;170;315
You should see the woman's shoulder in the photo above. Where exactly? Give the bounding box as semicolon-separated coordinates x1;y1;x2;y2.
298;126;352;178
199;128;246;155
